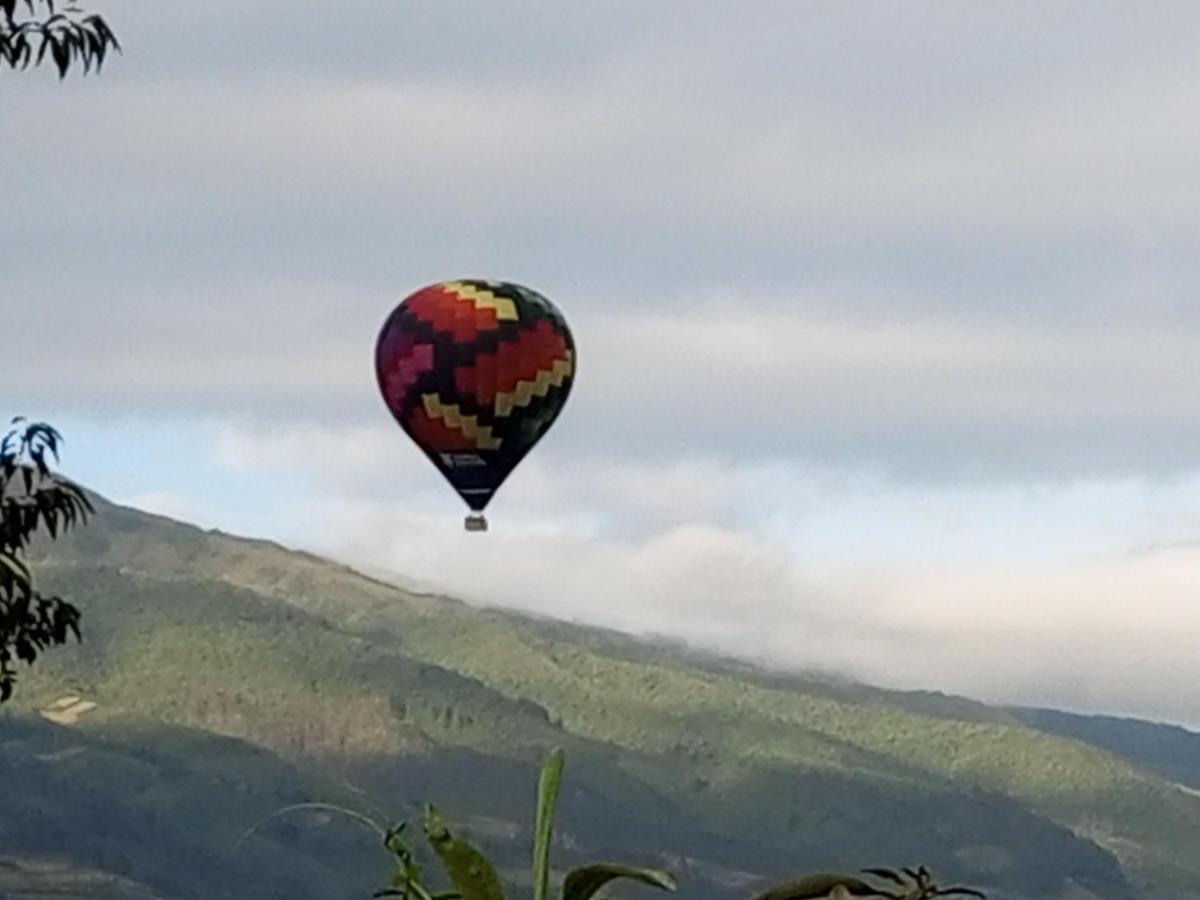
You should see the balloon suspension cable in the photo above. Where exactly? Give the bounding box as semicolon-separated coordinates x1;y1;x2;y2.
464;513;488;533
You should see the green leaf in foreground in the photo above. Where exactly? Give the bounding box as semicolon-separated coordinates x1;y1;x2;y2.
561;863;677;900
424;804;507;900
378;821;461;900
533;746;565;900
752;866;986;900
750;873;898;900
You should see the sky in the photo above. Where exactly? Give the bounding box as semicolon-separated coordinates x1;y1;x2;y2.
5;1;1200;727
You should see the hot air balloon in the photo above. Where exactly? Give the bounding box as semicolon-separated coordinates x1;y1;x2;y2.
375;279;576;531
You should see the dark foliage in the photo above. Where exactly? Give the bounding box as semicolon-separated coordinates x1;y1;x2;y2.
0;417;92;701
1;0;118;77
752;866;985;900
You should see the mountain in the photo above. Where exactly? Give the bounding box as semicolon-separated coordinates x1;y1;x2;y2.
0;854;171;900
2;494;1198;900
1008;707;1200;791
0;715;383;899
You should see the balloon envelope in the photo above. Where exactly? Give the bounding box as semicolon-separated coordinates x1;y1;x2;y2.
375;279;575;515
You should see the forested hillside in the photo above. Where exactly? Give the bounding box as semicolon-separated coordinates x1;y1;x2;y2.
2;496;1196;900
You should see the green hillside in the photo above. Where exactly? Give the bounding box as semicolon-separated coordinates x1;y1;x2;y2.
3;496;1197;900
0;854;171;900
1009;707;1200;790
0;714;393;899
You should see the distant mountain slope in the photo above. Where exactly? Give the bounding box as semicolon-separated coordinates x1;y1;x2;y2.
4;494;1197;900
0;715;387;899
0;855;173;899
1009;707;1200;790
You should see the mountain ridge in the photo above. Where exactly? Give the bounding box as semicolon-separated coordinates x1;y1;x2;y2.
3;492;1197;900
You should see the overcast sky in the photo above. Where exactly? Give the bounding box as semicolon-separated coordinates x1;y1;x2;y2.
6;1;1200;727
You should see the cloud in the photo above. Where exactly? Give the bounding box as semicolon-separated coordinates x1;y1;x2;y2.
12;6;1200;261
10;2;1200;727
9;14;1200;405
197;421;1200;725
9;3;1200;477
12;282;1200;478
201;419;1200;552
309;492;1200;729
836;549;1200;726
119;491;202;523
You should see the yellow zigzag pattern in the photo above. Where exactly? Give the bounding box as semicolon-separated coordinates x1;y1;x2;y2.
442;281;519;322
422;394;503;450
495;352;573;418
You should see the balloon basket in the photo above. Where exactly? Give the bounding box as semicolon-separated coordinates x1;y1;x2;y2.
464;514;488;533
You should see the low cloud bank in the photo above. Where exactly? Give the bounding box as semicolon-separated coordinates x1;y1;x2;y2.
317;499;1200;729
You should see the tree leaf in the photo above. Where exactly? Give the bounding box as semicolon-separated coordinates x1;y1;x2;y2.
752;874;899;900
533;747;565;900
50;31;68;77
862;869;907;887
423;805;506;900
0;550;31;587
562;864;676;900
0;420;89;704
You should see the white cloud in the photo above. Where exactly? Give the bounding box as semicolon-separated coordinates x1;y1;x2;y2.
205;419;1200;554
306;493;1200;728
196;419;1200;726
567;303;1200;476
118;491;202;524
17;285;1200;477
16;45;1200;237
213;422;406;479
11;1;1200;728
836;549;1200;725
9;3;1200;478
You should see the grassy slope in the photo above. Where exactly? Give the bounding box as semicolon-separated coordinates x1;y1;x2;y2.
6;496;1199;899
0;855;173;899
0;714;394;899
1009;706;1200;789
